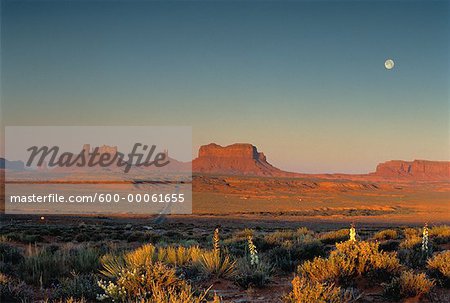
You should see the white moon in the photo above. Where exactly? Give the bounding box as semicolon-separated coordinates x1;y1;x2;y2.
385;59;395;70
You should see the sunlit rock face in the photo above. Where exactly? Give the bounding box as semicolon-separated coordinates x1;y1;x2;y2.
193;143;291;176
372;160;450;180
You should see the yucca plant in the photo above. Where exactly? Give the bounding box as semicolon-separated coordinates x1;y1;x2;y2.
234;235;272;288
98;245;210;302
158;245;202;267
349;224;357;242
422;223;430;254
200;228;236;278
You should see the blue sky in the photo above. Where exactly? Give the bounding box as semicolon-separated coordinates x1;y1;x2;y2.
1;0;449;173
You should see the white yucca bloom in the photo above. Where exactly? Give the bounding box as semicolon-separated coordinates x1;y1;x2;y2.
422;223;429;253
247;235;259;266
349;224;357;242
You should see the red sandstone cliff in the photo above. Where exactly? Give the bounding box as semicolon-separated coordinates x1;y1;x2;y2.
193;143;450;181
192;143;295;177
371;160;450;180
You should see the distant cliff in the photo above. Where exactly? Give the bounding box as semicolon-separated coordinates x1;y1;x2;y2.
193;143;450;181
371;160;450;180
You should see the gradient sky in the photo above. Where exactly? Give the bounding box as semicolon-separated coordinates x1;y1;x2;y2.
1;0;449;173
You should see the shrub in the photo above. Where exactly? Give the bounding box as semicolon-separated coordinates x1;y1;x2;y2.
429;225;450;244
374;229;398;241
399;235;421;249
19;244;67;287
299;240;401;285
0;242;23;264
319;229;349;245
157;245;202;267
234;235;272;288
199;228;236;279
398;248;426;269
264;227;312;246
49;298;88;303
384;270;434;299
265;235;324;272
403;227;420;239
98;260;208;302
67;245;101;274
54;273;101;301
199;250;236;279
427;250;450;286
378;240;400;252
0;242;23;275
284;276;347;303
18;244;101;287
234;257;272;289
0;273;34;302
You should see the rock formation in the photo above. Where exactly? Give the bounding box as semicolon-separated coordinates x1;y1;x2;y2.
372;160;450;180
192;143;294;176
193;143;450;181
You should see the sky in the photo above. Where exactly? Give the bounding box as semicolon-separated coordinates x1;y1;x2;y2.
1;0;449;173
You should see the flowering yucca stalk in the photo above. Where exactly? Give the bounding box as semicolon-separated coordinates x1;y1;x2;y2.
422;223;429;253
200;228;236;278
349;224;357;242
213;227;220;257
247;235;259;266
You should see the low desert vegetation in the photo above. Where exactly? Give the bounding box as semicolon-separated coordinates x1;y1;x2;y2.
373;229;398;241
427;250;450;287
1;219;449;302
383;270;435;299
297;240;401;286
318;228;350;244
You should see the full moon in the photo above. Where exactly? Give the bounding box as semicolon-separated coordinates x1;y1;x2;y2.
385;59;395;70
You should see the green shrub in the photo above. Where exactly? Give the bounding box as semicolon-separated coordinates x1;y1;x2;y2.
18;244;101;287
54;273;101;301
234;257;272;289
67;246;101;274
0;242;23;264
266;237;324;272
